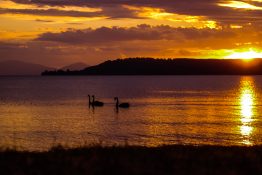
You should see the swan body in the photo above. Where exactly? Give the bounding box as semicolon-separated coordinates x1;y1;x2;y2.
114;97;130;108
89;95;104;106
92;95;104;106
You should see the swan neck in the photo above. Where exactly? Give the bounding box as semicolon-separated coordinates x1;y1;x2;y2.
116;98;119;106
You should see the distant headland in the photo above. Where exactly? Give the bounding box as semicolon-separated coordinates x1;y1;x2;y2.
41;58;262;76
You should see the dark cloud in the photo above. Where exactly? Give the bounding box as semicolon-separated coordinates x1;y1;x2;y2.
99;5;140;19
37;25;165;43
0;1;142;19
35;19;54;22
0;8;103;18
36;24;237;44
8;0;262;25
10;0;217;8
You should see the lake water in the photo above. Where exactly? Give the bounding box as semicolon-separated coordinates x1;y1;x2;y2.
0;76;262;150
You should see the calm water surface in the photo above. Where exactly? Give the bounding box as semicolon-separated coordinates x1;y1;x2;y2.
0;76;262;150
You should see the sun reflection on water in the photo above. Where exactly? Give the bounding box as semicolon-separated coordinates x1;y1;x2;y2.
239;77;256;145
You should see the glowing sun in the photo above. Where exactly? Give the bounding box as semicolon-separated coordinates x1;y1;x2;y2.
226;48;262;60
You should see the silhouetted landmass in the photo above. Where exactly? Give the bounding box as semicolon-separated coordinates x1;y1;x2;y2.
1;145;262;175
60;62;90;71
42;58;262;75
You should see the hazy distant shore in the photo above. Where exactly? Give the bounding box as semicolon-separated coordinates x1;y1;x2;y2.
1;145;262;175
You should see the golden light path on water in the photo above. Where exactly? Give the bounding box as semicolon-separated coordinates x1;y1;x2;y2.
239;77;256;145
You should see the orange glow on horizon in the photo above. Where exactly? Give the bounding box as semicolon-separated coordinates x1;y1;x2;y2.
225;48;262;60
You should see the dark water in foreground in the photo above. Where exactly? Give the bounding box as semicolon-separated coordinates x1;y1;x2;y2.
0;76;262;150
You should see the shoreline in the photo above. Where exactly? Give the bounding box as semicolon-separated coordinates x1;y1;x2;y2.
1;145;262;174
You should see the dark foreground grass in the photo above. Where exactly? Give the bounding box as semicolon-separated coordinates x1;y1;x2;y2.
1;145;262;175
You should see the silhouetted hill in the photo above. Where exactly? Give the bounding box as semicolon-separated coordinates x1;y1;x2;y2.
0;60;54;75
42;58;262;75
60;62;89;71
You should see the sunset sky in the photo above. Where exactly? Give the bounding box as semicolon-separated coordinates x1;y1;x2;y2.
1;0;262;67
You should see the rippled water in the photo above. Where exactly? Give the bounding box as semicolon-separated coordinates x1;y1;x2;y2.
0;76;262;150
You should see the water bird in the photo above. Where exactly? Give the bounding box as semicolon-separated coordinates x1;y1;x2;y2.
114;97;130;108
88;95;92;106
92;95;104;106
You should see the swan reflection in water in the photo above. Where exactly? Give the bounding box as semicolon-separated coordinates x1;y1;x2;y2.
239;77;256;145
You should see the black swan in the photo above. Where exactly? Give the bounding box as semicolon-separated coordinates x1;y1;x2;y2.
92;95;104;106
114;97;130;108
